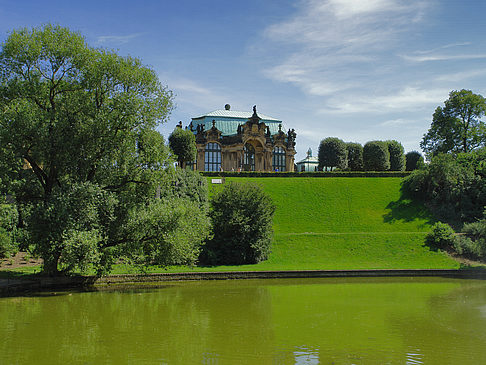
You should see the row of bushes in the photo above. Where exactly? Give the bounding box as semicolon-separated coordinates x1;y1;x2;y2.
318;138;424;172
202;171;411;178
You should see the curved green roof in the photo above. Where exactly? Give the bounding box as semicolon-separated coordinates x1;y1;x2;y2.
191;109;286;136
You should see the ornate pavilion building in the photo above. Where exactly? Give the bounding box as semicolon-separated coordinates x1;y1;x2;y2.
185;105;296;172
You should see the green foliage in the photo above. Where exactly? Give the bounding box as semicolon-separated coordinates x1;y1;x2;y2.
403;151;486;223
168;127;197;168
202;171;410;178
452;235;481;259
0;203;19;258
0;24;188;275
203;182;275;265
363;141;390;171
386;140;405;171
26;182;117;274
346;142;363;171
456;220;486;259
405;151;424;171
318;137;347;171
421;89;486;157
159;168;208;209
426;222;455;249
122;198;210;268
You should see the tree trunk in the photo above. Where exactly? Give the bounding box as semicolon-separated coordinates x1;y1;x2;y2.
42;254;61;276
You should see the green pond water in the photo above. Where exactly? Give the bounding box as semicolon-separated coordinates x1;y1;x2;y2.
1;277;486;364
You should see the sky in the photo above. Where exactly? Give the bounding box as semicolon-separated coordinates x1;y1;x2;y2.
1;0;486;161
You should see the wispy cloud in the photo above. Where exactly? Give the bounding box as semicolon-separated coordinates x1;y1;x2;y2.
412;42;471;54
319;87;448;114
261;0;432;99
96;32;145;45
402;53;486;62
435;69;486;82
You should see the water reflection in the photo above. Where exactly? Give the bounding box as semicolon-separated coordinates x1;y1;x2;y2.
1;278;486;364
293;346;319;365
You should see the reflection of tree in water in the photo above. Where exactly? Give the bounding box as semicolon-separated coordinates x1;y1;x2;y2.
0;283;276;364
388;281;486;364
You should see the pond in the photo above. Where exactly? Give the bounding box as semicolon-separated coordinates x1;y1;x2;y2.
1;277;486;364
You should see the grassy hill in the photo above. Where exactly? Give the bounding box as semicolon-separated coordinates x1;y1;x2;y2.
2;177;460;275
198;177;459;271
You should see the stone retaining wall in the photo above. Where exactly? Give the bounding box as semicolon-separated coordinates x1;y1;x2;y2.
2;269;486;295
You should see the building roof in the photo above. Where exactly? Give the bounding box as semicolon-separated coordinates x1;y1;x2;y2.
194;109;281;121
296;156;319;165
191;108;286;137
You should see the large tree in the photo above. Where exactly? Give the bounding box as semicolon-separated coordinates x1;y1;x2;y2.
421;89;486;157
386;140;405;171
0;25;209;275
168;125;197;169
318;137;347;171
346;142;363;171
363;141;390;171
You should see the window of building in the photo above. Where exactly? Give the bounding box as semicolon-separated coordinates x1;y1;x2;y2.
205;142;221;171
244;144;255;171
273;146;286;172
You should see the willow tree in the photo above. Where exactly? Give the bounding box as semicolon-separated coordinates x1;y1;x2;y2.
0;25;209;275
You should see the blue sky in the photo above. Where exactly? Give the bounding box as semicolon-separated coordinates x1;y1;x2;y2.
1;0;486;160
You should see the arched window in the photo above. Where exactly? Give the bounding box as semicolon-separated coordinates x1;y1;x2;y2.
205;143;221;171
244;144;255;171
273;146;286;171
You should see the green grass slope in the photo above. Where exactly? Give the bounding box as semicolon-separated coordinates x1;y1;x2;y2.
1;177;459;276
202;177;459;270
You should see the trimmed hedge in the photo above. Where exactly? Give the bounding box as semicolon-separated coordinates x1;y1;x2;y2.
201;171;411;178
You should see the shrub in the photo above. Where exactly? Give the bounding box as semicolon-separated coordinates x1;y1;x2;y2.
363;141;390;171
386;140;406;171
405;151;424;171
0;203;19;258
159;168;208;209
402;153;483;222
425;222;455;249
453;235;482;259
203;182;276;265
346;142;363;171
0;227;15;258
459;220;486;259
318;137;347;171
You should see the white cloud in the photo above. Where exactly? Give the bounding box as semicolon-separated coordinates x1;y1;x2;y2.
412;42;471;54
261;0;432;97
435;69;486;82
402;54;486;62
319;87;448;114
380;118;410;127
96;33;144;45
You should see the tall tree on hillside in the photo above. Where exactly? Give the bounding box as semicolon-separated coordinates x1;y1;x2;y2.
405;151;424;171
0;25;209;275
168;125;197;169
346;142;363;171
363;141;390;171
318;137;347;171
421;89;486;157
386;140;405;171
